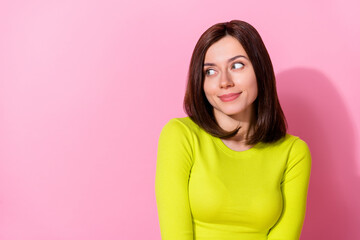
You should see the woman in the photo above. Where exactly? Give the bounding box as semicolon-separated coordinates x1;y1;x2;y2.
155;20;311;240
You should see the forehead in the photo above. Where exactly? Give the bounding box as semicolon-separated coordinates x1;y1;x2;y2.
204;35;248;62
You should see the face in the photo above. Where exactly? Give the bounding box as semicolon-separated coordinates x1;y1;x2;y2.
203;35;258;121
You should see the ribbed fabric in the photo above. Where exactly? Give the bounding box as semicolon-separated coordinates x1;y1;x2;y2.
155;117;311;240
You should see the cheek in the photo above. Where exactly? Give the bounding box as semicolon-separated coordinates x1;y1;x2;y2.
203;82;217;106
251;80;258;99
203;80;216;96
244;75;258;100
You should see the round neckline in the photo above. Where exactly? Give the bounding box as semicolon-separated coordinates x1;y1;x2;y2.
211;135;261;157
183;116;262;156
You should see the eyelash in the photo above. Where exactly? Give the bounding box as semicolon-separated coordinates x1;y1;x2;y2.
205;69;216;76
232;62;244;69
204;62;245;76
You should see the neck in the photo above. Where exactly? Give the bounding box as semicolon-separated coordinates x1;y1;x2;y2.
214;106;255;143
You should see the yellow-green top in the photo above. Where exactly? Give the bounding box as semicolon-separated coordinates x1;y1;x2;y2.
155;117;311;240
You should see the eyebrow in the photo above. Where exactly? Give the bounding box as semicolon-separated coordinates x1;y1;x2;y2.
203;55;248;67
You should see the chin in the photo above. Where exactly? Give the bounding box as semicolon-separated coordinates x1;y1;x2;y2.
216;108;244;117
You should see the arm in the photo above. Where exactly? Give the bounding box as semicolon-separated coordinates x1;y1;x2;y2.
155;119;194;240
267;138;312;240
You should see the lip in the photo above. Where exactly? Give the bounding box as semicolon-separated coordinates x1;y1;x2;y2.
219;92;241;102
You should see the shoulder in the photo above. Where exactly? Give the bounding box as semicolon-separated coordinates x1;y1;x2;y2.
160;117;200;138
162;117;200;130
158;117;201;147
157;117;197;163
264;133;311;165
270;134;310;151
281;134;312;169
284;134;311;156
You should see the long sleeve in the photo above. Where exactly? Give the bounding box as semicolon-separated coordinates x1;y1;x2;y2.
267;138;312;240
155;119;194;240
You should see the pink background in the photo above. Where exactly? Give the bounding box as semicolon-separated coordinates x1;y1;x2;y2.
1;0;359;239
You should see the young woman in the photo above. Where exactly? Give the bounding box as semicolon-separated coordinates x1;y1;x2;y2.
155;20;311;240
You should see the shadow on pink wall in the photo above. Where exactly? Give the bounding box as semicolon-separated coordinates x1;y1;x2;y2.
277;68;360;240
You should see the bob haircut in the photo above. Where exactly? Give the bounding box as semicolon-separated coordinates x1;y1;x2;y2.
183;20;287;145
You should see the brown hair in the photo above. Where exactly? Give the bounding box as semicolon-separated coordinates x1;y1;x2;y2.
183;20;287;145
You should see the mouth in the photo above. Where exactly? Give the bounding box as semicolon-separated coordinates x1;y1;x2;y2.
218;92;242;102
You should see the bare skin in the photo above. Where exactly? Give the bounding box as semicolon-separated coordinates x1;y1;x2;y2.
203;35;258;151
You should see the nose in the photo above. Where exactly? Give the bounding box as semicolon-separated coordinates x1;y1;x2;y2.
219;71;234;88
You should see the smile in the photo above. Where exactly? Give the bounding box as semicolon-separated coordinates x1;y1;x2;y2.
219;92;242;102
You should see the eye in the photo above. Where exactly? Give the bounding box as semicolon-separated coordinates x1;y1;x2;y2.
205;69;216;76
232;62;244;69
